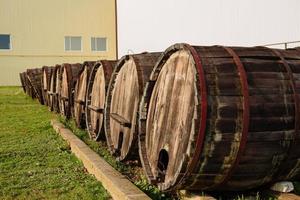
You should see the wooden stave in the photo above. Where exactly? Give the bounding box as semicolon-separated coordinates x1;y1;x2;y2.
26;68;44;105
104;53;161;161
139;44;300;191
85;60;117;140
73;61;96;128
58;63;83;119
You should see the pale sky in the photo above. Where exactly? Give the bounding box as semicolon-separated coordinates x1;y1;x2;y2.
117;0;300;57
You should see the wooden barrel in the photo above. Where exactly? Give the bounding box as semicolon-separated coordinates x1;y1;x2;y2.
26;68;44;104
85;60;117;140
24;72;35;98
48;65;61;112
139;43;300;191
41;66;54;106
73;61;96;128
59;63;83;118
19;72;27;93
104;52;161;161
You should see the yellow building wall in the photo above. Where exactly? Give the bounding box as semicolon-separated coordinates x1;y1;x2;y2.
0;0;117;86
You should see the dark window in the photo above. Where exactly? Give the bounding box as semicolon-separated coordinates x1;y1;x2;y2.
91;37;107;51
65;36;81;51
0;34;10;50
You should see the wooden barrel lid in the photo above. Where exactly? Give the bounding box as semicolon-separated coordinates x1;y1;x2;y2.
90;65;106;138
74;62;95;128
59;63;83;118
142;48;198;190
60;65;69;116
86;60;116;140
107;56;139;160
49;65;61;112
74;66;88;126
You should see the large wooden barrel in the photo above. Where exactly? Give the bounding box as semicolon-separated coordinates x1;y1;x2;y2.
104;53;161;161
48;65;61;112
139;43;300;191
19;72;27;93
26;68;44;105
41;66;54;106
73;61;96;128
59;63;83;118
86;60;117;140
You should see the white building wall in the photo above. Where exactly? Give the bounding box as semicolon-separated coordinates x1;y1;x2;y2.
117;0;300;57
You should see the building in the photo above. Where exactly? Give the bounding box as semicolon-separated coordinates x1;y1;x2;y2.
0;0;117;86
1;0;300;86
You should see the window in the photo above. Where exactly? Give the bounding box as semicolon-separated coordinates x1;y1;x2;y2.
0;34;11;50
91;37;107;51
65;36;81;51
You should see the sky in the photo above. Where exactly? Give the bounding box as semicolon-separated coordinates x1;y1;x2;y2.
117;0;300;57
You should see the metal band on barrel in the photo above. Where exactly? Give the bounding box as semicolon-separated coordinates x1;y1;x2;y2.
217;46;250;186
270;49;299;177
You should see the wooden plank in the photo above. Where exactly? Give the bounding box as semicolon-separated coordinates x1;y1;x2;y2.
110;113;131;128
88;105;103;113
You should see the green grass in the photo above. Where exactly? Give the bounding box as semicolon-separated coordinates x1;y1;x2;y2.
60;117;173;200
2;86;299;200
0;87;110;200
59;100;300;200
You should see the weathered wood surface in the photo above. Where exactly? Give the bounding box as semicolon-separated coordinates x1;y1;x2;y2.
19;72;27;93
59;63;83;119
85;60;117;140
73;61;96;128
48;65;61;112
104;53;161;161
41;66;54;106
139;44;300;191
26;68;44;104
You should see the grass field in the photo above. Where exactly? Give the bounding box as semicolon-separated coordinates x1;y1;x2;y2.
0;87;110;200
1;86;299;200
